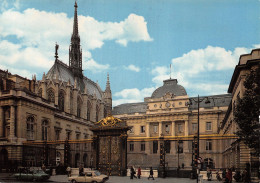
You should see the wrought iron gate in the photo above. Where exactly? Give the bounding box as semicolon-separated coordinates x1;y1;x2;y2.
98;136;121;176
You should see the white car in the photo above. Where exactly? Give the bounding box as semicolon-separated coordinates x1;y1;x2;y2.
68;170;109;183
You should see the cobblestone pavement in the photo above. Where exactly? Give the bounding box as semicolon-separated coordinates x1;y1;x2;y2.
0;173;220;183
49;175;220;183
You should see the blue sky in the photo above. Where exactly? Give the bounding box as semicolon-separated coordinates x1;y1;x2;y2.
0;0;259;106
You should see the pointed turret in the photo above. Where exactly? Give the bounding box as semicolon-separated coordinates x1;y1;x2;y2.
105;73;111;92
104;73;112;114
69;1;83;78
42;72;46;82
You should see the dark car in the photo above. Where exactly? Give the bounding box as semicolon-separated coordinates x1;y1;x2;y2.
14;169;50;181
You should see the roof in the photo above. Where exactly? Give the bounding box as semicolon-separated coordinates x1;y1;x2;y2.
151;79;187;98
188;94;232;110
112;102;147;115
112;94;232;115
46;60;103;99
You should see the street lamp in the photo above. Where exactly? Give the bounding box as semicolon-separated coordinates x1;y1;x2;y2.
188;95;210;183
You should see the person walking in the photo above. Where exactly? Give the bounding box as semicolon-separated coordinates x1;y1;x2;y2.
137;167;141;179
207;167;212;181
130;166;137;179
79;165;84;176
226;168;232;183
148;167;155;180
66;165;71;177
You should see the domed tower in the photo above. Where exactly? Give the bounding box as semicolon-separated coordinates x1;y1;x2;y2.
151;78;187;98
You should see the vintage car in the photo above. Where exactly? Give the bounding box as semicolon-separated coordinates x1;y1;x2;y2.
13;169;50;181
68;170;109;183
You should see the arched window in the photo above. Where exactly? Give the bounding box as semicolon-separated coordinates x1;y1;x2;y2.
77;97;82;118
27;116;34;140
96;105;99;122
47;89;55;103
104;108;107;118
42;120;48;140
70;92;73;114
58;90;65;111
87;101;91;121
38;88;42;97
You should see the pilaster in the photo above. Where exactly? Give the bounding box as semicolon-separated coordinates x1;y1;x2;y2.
91;98;97;122
0;107;3;137
171;121;175;136
9;105;16;141
73;88;78;116
146;123;150;137
82;94;88;119
184;120;189;152
159;122;162;137
65;86;71;113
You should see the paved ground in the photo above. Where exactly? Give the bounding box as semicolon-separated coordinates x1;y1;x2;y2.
0;173;220;183
50;175;220;183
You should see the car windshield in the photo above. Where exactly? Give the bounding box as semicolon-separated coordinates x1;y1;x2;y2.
95;171;101;176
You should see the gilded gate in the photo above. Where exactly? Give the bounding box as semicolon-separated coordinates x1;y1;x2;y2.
98;136;121;175
91;115;129;176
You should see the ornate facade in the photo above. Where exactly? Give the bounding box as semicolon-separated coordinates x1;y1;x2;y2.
219;48;260;177
0;1;112;170
113;79;232;169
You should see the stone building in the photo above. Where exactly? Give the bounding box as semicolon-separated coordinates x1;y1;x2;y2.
0;1;112;170
219;48;260;174
113;78;232;169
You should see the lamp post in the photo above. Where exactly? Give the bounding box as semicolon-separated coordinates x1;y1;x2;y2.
188;95;210;183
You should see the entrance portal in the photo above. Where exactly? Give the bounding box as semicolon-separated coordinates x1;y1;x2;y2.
91;115;129;176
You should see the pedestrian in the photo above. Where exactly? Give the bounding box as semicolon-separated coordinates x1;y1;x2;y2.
137;167;141;179
66;165;71;177
242;169;251;183
222;168;227;181
79;165;84;176
226;168;232;183
207;167;212;181
130;166;137;179
148;167;155;180
41;164;46;172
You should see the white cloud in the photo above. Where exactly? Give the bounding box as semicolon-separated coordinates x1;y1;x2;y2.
84;59;109;73
0;8;152;77
124;64;140;72
149;46;252;96
113;87;155;106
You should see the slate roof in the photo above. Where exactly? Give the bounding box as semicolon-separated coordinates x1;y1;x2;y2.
188;94;232;110
112;102;147;115
46;60;103;99
151;79;187;98
112;94;232;115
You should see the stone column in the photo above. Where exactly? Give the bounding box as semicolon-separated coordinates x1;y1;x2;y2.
0;107;3;137
146;123;150;137
184;121;189;153
73;88;78;116
100;102;104;121
82;94;88;119
65;86;71;113
42;82;47;99
91;98;97;122
159;122;162;137
9;105;15;138
171;121;175;136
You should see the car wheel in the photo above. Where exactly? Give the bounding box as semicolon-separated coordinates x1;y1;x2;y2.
92;181;97;183
71;180;77;183
32;178;37;182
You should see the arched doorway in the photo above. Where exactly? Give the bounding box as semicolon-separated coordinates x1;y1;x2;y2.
75;153;80;168
0;149;8;172
83;154;88;168
204;158;214;169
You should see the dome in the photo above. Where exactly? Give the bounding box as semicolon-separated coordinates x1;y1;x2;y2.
151;79;187;98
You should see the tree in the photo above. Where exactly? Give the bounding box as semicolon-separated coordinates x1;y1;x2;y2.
234;63;260;156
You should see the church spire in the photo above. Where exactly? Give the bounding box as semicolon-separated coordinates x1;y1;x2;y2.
106;73;111;91
72;1;79;37
69;0;83;78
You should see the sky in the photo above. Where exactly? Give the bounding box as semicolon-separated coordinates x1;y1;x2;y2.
0;0;259;107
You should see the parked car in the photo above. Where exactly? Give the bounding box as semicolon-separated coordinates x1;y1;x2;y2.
13;169;50;181
68;170;109;183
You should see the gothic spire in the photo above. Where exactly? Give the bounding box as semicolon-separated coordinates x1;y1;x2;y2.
105;73;111;92
72;1;79;38
69;1;83;78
